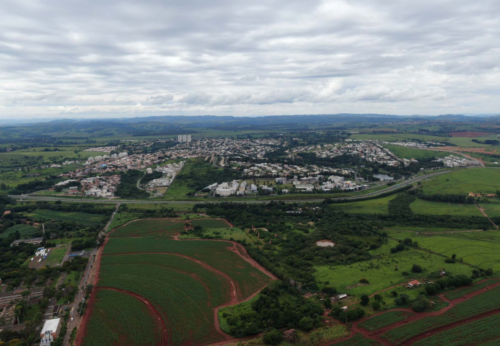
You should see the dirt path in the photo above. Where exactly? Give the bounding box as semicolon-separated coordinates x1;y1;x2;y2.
99;286;169;345
329;279;500;345
476;203;498;230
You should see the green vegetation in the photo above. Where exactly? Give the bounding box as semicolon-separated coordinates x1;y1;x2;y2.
420;168;500;195
444;279;500;300
45;247;67;267
0;224;38;239
332;195;396;214
410;198;483;216
82;289;162;346
413;313;500;346
383;286;500;344
116;170;149;199
359;311;414;331
383;144;448;160
26;209;106;226
334;333;383;346
386;230;500;272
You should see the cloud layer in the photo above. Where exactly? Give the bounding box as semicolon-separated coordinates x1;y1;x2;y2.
0;0;499;118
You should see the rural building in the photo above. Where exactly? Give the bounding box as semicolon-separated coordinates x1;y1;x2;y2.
40;318;62;344
407;280;420;288
10;237;43;247
331;293;348;302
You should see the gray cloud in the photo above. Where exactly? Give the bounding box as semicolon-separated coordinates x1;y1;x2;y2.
0;0;499;118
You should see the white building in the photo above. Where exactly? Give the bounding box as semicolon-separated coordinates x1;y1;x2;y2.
40;318;61;344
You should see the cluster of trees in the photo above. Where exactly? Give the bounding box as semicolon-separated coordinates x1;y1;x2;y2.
140;171;163;185
116;170;149;199
223;281;324;337
9;177;61;194
413;190;475;204
388;193;416;217
472;139;499;145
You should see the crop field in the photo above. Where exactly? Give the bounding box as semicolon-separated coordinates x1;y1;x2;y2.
358;311;414;331
479;202;500;218
192;218;232;228
331;195;396;214
383;144;449;160
180;227;254;243
410;198;483;216
413;313;500;346
26;209;106;226
45;247;67;267
386;230;500;272
334;333;382;346
314;239;471;296
382;286;500;344
0;224;38;238
82;218;274;346
444;279;500;300
82;289;162;346
420;168;500;195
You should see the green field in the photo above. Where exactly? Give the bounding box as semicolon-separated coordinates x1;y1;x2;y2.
64;270;81;286
331;195;396;214
191;219;232;228
334;333;382;346
26;209;106;226
386;230;500;272
0;224;39;239
45;247;67;267
314;239;472;297
420;168;500;195
180;227;255;243
359;311;414;331
84;218;273;346
444;279;500;300
384;144;449;160
410;198;483;216
383;286;500;344
82;289;162;346
413;313;500;346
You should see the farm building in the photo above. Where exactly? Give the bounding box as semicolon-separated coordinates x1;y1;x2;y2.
331;293;348;302
407;280;420;288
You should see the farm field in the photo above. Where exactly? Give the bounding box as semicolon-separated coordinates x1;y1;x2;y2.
81;218;274;346
384;226;482;233
479;202;500;218
358;311;414;332
383;144;449;160
192;218;232;228
314;239;472;297
410;198;483;216
386;230;500;272
382;285;500;344
0;224;38;238
420;168;500;195
334;333;382;346
26;209;106;226
81;289;162;346
180;227;254;243
413;313;500;346
331;195;396;214
444;279;500;300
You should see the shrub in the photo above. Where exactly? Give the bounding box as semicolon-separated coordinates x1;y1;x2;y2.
412;298;430;312
299;317;314;331
359;278;369;284
360;294;370;306
263;329;283;345
412;264;423;273
372;301;381;311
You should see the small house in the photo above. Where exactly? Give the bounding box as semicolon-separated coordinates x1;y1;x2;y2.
407;280;420;288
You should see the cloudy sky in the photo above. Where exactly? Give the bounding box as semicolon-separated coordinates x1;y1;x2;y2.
1;0;499;119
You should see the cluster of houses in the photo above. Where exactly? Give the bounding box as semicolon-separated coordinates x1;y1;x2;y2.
233;161;354;178
433;155;482;167
287;141;403;167
380;140;446;149
207;181;259;197
146;161;185;189
80;175;121;197
83;146;118;153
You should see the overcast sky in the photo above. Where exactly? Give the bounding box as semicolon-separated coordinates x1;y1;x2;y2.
0;0;499;119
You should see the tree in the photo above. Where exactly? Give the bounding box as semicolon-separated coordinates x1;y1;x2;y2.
323;299;332;310
452;254;457;260
21;290;30;300
372;301;381;311
374;294;383;302
263;329;283;345
85;284;94;295
412;298;430;312
425;284;439;296
360;294;370;306
299;316;314;331
412;264;423;273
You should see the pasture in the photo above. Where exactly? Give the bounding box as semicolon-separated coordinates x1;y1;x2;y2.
26;209;106;226
0;224;38;238
314;239;472;297
383;144;448;160
410;198;483;216
45;247;67;267
382;286;500;344
420;168;500;195
331;195;396;214
386;230;500;272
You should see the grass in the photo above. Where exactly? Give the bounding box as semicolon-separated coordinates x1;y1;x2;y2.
0;224;39;238
191;219;232;228
64;271;81;287
219;294;259;334
410;198;483;216
412;313;500;346
359;311;414;331
45;247;67;267
314;239;472;297
420;168;500;195
386;230;500;272
82;289;162;346
331;195;396;214
383;286;500;344
108;211;142;230
26;209;106;226
383;144;449;160
444;279;500;300
180;227;255;243
384;226;480;233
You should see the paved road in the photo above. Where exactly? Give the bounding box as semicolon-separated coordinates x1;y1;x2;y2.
9;169;454;205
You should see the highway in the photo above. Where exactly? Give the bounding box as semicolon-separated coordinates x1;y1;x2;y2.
9;169;454;205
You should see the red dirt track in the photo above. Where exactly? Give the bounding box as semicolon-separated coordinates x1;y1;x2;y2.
76;218;276;346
